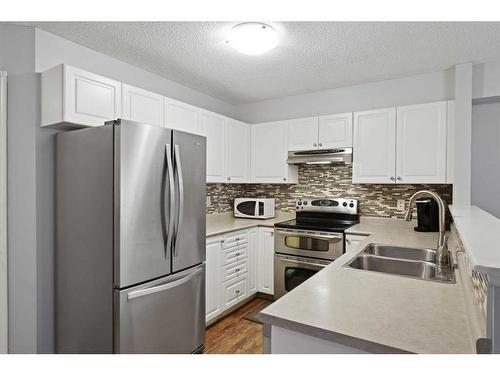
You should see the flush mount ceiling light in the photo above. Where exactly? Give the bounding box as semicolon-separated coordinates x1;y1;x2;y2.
226;22;279;56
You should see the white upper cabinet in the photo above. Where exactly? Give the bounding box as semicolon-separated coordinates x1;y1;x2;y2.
202;111;227;183
318;112;353;148
226;119;250;183
252;121;298;184
353;107;397;184
288;117;319;151
164;98;202;135
42;64;121;128
446;101;455;184
396;101;447;184
122;84;164;127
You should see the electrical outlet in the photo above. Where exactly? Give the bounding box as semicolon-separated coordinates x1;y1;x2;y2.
397;199;405;211
206;196;211;206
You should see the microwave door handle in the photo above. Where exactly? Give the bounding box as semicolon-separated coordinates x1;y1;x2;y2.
165;144;175;257
173;144;184;257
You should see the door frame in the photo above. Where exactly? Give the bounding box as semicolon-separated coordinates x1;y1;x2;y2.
0;71;8;353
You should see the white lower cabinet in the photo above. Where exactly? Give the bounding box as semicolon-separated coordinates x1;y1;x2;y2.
223;276;248;310
258;228;274;295
345;234;369;253
206;227;273;323
248;228;259;295
205;236;222;322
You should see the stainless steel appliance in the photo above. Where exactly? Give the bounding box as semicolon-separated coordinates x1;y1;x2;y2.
274;197;358;298
234;198;275;219
56;119;206;354
287;148;352;165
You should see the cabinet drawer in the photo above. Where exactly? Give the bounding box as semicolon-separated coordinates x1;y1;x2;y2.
223;276;248;309
222;245;248;266
222;258;248;282
222;231;248;249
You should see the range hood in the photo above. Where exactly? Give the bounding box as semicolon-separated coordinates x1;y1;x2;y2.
287;148;352;165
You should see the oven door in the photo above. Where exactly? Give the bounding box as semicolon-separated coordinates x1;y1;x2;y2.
274;228;343;260
274;254;330;299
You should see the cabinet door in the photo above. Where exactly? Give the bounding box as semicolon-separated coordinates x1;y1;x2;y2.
206;237;222;322
318;113;353;148
226;119;250;183
258;228;274;295
248;228;258;295
251;121;292;183
446;101;455;184
164;98;202;135
202;112;227;183
352;108;396;184
65;65;121;127
288;117;319;151
395;101;447;184
122;84;164;127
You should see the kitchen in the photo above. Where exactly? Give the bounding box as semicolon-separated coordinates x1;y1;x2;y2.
1;5;500;370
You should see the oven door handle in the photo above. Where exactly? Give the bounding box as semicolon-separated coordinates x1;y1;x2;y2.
276;257;328;269
275;230;343;241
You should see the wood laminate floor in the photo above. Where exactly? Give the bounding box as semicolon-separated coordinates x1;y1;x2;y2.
205;298;268;354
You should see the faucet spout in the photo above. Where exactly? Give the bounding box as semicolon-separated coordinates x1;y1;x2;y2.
404;190;448;266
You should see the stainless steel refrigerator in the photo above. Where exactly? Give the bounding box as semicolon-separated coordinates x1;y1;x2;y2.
56;119;206;353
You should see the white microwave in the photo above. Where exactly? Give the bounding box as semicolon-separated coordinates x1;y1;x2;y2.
234;198;275;219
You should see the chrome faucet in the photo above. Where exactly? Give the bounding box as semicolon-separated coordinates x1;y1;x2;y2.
404;190;449;266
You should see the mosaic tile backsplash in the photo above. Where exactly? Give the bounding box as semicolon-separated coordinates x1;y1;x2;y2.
207;164;453;220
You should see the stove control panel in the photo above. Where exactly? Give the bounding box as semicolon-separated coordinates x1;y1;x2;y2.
296;197;358;214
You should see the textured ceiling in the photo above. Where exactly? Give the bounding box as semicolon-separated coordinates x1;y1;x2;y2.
23;22;500;104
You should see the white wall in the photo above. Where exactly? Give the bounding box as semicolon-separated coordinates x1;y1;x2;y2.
234;70;454;123
472;102;500;218
472;60;500;101
35;29;235;118
0;24;38;353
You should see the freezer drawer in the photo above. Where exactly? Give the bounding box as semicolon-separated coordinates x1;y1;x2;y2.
114;264;205;354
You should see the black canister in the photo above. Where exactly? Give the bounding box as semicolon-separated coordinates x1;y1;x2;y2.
414;197;440;232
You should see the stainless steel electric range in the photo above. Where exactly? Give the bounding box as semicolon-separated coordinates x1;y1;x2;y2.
273;197;359;298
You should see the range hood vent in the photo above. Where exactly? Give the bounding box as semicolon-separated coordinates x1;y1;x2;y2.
287;148;352;165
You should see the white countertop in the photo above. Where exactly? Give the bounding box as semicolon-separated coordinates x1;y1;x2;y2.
260;217;477;354
206;211;295;237
450;205;500;281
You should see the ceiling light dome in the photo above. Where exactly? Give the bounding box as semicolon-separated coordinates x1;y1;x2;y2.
227;22;279;56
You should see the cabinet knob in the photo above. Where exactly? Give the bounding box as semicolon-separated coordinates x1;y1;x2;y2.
313;143;317;147
390;176;395;181
235;268;240;272
346;239;351;244
227;177;231;181
397;176;402;181
283;177;286;181
236;290;240;294
235;252;240;256
318;142;323;147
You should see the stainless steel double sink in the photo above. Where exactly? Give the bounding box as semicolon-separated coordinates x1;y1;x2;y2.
345;244;455;283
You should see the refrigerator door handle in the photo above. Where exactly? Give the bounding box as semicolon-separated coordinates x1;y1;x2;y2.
173;144;184;257
126;266;203;300
165;144;175;257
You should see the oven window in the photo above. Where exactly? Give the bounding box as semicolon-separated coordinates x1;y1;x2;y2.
236;201;256;216
284;236;329;252
284;266;318;292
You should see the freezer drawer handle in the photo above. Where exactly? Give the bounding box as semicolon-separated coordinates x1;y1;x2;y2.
127;267;203;300
173;144;184;257
165;144;175;257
